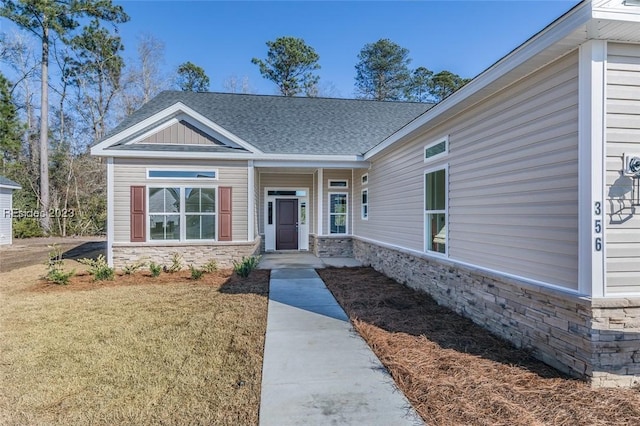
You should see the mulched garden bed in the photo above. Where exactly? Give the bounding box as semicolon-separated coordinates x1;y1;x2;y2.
318;267;640;426
28;268;270;294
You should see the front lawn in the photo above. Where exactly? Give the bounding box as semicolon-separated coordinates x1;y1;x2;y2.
0;262;269;425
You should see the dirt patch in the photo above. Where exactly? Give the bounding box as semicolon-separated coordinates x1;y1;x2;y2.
0;236;106;273
318;267;640;426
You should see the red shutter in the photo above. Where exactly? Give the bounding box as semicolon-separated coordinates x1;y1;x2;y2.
218;186;232;241
130;186;146;242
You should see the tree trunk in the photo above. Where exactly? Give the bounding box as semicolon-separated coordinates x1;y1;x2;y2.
39;22;50;233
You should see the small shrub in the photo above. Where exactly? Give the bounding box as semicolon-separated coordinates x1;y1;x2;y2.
14;218;43;238
233;256;261;278
122;259;147;275
45;244;75;285
78;255;115;281
164;252;183;273
202;259;218;273
189;264;205;280
149;262;162;278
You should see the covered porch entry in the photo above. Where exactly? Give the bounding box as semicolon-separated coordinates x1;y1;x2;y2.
257;166;360;255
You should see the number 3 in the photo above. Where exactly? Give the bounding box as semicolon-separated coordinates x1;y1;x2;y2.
594;202;601;215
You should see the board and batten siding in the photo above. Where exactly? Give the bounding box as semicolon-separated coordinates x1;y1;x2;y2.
112;158;248;242
137;120;220;145
364;51;580;290
605;43;640;294
258;172;314;235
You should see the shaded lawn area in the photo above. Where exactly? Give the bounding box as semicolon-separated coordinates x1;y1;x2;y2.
318;267;640;426
0;262;269;425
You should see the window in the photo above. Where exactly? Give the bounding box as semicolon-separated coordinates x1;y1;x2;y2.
329;193;348;234
185;188;216;240
148;169;217;179
149;188;181;240
424;137;448;163
425;168;447;254
328;179;348;188
149;187;216;241
361;189;368;220
300;202;307;225
361;173;368;185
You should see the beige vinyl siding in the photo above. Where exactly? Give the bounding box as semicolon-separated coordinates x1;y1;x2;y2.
605;43;640;294
113;158;248;242
137;120;220;145
258;172;314;235
360;138;426;251
323;170;352;234
364;51;580;289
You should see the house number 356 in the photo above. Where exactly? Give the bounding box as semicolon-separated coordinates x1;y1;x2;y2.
594;201;602;252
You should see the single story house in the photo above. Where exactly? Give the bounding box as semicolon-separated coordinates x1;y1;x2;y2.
92;0;640;387
0;176;21;245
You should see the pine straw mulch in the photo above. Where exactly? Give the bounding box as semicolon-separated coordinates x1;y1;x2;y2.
27;268;270;294
317;267;640;426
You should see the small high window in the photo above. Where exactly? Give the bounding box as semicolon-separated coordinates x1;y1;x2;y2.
328;180;348;188
361;174;368;185
424;137;448;163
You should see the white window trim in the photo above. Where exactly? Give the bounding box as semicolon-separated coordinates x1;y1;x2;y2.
328;179;349;189
361;188;369;220
424;135;449;164
146;168;218;180
424;164;448;256
361;173;369;185
328;192;349;235
147;185;218;242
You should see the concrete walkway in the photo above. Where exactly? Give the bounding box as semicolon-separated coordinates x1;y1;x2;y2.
259;267;424;426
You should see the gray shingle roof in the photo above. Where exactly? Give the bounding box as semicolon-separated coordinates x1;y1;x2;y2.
102;91;433;156
0;176;21;189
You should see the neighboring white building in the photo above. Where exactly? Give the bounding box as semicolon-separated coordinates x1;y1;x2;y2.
0;176;21;245
93;1;640;387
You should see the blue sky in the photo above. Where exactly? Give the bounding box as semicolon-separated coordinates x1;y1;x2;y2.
3;1;582;99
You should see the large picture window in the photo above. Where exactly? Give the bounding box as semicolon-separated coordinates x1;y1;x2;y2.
425;168;447;254
329;193;348;234
149;187;216;241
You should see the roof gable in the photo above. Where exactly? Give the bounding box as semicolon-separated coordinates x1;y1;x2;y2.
134;119;225;146
92;102;262;156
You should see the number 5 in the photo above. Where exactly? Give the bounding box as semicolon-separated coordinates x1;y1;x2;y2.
595;219;601;234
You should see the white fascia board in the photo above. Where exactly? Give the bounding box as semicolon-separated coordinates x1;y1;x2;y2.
364;2;593;160
93;147;367;166
91;102;263;156
253;159;369;169
0;184;21;190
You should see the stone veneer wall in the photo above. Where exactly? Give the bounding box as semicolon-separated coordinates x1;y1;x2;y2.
311;235;353;257
353;237;640;388
113;238;261;269
590;300;640;387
